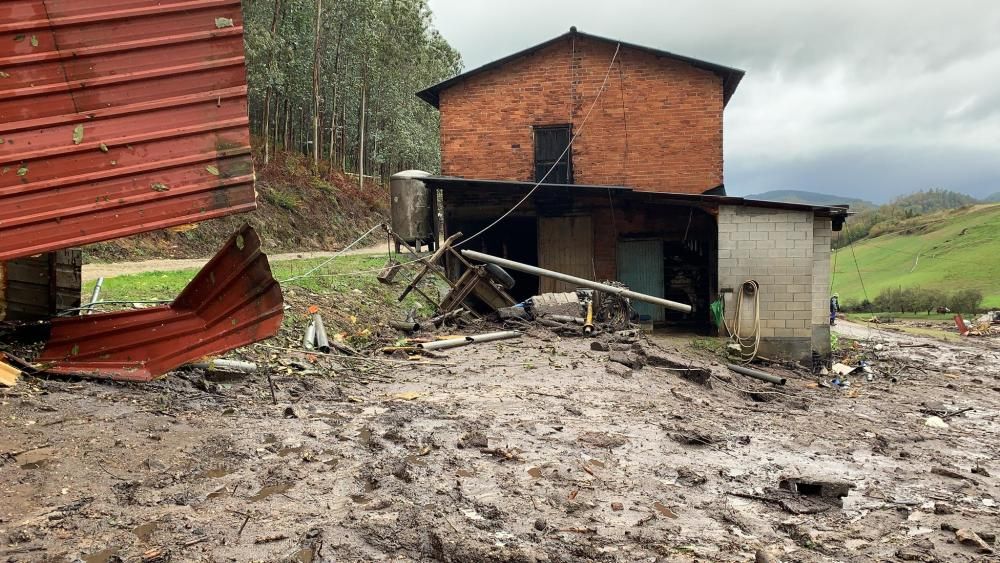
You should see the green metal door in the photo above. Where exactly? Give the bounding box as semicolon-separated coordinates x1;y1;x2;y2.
617;239;664;322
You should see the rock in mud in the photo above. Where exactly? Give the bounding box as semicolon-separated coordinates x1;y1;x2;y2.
956;528;993;554
579;431;628;449
533;518;547;531
608;351;642;369
458;431;488;449
676;466;708;486
895;538;936;561
931;466;965;479
605;361;633;378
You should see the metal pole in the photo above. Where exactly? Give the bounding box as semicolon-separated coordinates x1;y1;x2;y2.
727;363;786;385
461;250;693;314
189;359;258;373
303;321;316;350
418;331;521;350
86;277;105;315
464;331;521;344
418;336;471;351
313;313;331;353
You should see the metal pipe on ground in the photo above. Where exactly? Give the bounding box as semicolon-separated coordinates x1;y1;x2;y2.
418;331;521;351
460;250;693;314
727;363;786;385
313;313;331;353
303;321;316;350
465;331;521;344
86;277;104;315
390;320;421;333
189;359;258;373
417;336;470;351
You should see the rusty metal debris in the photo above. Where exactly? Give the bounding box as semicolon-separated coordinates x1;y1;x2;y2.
37;225;282;381
0;0;255;261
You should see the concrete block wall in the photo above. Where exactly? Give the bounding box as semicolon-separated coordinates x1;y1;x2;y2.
811;217;833;357
717;206;817;362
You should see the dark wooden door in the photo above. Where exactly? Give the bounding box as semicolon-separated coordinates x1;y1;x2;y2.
534;125;572;184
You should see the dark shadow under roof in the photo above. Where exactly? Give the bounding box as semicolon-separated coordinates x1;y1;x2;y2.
425;175;851;220
417;27;745;109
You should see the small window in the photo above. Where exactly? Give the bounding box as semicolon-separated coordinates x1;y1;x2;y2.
533;125;572;184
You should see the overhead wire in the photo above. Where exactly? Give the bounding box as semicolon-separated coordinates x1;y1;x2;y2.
452;42;623;250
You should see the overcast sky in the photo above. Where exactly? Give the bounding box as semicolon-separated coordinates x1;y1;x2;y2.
425;0;1000;202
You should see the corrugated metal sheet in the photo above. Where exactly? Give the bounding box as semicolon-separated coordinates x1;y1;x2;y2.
618;239;665;322
0;0;255;261
537;216;593;293
37;225;282;381
1;249;81;321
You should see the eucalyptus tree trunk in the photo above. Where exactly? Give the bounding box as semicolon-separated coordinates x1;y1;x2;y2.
311;0;323;167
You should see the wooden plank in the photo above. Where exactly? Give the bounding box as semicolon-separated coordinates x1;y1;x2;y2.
537;215;594;293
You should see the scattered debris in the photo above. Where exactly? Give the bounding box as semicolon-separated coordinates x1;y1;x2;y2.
778;475;854;506
924;416;950;429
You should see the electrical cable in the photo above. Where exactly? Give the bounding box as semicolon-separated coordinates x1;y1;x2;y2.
278;222;384;283
723;280;761;363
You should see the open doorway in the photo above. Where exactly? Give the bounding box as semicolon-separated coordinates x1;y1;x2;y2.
446;216;539;301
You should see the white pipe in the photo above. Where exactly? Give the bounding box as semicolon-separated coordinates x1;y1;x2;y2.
418;331;521;351
189;359;258;373
418;337;472;351
86;277;104;315
461;250;693;314
465;331;521;344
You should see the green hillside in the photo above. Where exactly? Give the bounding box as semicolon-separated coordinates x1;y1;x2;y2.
832;204;1000;308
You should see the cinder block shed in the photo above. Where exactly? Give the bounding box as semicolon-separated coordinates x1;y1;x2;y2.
424;177;847;363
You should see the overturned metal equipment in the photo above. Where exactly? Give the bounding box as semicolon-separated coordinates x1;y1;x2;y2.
37;225;283;381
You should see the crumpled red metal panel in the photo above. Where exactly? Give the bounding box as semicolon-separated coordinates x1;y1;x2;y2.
37;225;283;381
0;0;255;261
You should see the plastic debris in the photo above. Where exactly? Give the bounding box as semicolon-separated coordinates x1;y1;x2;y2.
924;416;949;429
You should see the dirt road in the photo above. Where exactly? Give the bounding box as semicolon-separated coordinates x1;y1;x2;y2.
1;320;997;561
82;243;390;282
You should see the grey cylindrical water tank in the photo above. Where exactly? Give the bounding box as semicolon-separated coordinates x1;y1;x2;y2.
390;170;432;243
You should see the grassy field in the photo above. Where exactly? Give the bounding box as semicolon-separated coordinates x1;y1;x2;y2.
80;254;435;325
832;204;1000;308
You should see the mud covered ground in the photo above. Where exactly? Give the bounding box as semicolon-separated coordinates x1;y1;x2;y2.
1;321;998;562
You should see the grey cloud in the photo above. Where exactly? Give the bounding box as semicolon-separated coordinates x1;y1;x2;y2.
426;0;1000;202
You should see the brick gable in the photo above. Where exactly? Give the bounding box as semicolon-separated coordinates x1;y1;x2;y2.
438;35;724;194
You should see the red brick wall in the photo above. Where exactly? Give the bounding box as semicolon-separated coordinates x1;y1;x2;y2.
438;36;725;194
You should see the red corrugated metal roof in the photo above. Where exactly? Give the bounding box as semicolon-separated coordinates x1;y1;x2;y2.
37;224;283;381
0;0;255;261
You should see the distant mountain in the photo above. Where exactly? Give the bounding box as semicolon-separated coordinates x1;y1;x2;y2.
985;192;1000;203
745;190;874;208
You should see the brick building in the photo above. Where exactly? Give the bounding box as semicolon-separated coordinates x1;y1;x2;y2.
412;28;848;362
